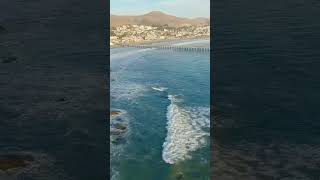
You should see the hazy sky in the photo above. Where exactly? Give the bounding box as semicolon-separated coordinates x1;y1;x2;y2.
110;0;210;18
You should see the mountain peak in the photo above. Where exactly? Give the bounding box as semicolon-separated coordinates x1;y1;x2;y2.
145;11;167;16
111;11;209;27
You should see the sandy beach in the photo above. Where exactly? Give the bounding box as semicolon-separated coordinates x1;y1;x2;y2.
110;36;209;48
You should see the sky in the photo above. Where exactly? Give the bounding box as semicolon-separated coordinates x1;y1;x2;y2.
110;0;210;18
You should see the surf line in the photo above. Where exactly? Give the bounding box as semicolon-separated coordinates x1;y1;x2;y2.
162;95;210;164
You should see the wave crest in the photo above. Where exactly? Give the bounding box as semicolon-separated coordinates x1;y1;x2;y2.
162;95;210;164
152;86;168;92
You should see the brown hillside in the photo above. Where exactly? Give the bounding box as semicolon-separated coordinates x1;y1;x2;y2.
110;11;209;27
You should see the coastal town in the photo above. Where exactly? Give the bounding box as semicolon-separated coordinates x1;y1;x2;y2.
110;24;210;47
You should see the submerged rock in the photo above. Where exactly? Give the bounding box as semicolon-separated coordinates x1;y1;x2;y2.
64;128;89;141
113;123;126;131
56;97;66;102
110;109;129;146
114;117;124;122
111;139;121;145
0;153;34;171
0;152;63;180
110;110;121;119
176;172;184;180
0;26;7;33
110;111;120;116
1;56;17;64
110;130;123;136
111;136;126;145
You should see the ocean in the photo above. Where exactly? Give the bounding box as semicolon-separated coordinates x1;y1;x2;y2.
110;40;210;180
0;0;108;179
212;0;320;179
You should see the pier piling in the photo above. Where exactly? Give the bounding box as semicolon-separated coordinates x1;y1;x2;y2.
122;44;210;53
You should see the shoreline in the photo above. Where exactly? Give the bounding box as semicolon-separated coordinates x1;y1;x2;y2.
110;36;210;49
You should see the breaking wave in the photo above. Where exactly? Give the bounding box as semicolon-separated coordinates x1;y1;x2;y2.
151;86;168;92
162;95;210;164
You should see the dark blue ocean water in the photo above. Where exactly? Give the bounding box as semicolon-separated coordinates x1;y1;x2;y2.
212;0;320;179
0;0;108;179
110;40;210;180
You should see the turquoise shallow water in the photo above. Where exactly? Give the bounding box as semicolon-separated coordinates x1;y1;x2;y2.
110;40;210;180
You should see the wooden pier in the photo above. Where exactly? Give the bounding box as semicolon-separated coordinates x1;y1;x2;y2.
122;44;210;52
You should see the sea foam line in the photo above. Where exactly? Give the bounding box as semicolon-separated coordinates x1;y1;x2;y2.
111;48;152;61
172;39;210;46
162;95;210;164
111;82;146;101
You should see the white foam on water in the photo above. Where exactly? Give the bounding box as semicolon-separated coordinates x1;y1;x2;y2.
111;61;147;101
111;48;152;61
172;39;210;46
162;95;210;164
110;168;120;180
110;48;154;179
110;109;130;180
111;82;147;101
152;86;168;92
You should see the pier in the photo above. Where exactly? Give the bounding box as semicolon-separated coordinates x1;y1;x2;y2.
122;44;210;52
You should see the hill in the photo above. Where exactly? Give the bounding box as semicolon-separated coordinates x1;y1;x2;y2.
110;11;209;27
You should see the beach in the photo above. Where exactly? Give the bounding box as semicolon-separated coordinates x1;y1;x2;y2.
110;37;210;48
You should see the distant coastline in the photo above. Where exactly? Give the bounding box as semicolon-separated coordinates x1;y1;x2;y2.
110;36;210;49
109;11;210;48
